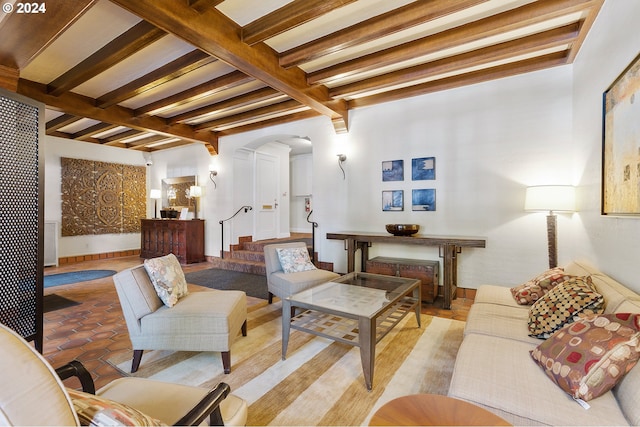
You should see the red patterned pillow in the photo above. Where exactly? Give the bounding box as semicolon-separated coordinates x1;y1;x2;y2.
511;267;568;305
528;276;604;339
530;313;640;401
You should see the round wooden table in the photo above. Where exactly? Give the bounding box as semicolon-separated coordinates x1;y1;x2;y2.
369;394;511;426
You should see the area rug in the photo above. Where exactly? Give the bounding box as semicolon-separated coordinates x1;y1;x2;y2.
43;294;80;312
184;268;269;300
107;302;464;426
44;270;117;288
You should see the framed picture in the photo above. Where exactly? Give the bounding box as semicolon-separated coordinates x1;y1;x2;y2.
382;190;403;211
412;157;435;180
382;160;404;181
412;189;436;211
602;52;640;215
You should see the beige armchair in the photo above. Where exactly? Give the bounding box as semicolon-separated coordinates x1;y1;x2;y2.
113;264;247;374
0;323;247;426
263;241;340;303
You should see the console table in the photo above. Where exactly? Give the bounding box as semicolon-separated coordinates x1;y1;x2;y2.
140;219;205;264
326;231;486;309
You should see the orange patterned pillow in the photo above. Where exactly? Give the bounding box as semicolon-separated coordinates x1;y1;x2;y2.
511;267;567;305
530;313;640;401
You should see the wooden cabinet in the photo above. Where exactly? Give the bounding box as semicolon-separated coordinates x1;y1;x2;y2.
366;257;439;303
140;219;205;264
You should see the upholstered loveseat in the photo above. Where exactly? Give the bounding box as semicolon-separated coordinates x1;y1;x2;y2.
448;261;640;426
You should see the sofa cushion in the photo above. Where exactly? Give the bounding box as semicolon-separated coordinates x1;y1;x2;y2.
510;267;572;305
474;284;524;308
67;388;165;426
528;276;604;339
448;333;630;426
143;254;189;307
531;313;640;402
276;247;316;273
464;302;542;345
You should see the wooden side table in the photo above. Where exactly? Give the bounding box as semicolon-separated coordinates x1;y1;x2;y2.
369;394;511;426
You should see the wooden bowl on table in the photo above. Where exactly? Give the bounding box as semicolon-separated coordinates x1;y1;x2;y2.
385;224;420;236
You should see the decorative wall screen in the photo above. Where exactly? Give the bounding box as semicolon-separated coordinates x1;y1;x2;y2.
61;158;146;236
0;90;43;350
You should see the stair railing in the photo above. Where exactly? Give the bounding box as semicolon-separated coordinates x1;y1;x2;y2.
219;206;253;259
306;210;318;263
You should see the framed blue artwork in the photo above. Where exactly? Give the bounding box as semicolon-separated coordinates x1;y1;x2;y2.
412;189;436;211
382;190;403;211
412;157;435;180
382;160;404;181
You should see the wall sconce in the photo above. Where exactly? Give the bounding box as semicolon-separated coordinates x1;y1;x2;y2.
189;185;202;219
149;189;161;219
337;154;347;180
525;185;576;269
209;165;218;189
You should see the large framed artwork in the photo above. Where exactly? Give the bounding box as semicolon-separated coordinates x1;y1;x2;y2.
602;52;640;215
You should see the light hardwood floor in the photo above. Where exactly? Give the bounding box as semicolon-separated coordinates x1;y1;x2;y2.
43;256;472;390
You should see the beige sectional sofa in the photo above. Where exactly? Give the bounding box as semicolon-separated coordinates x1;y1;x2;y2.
448;261;640;426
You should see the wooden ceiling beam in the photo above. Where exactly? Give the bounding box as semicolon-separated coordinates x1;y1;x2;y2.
194;99;306;131
47;20;166;96
308;0;596;86
72;123;120;141
18;78;217;148
0;65;20;91
280;0;487;68
100;129;141;144
0;0;95;70
218;110;322;136
96;49;216;108
46;113;82;132
134;70;253;116
242;0;357;46
168;86;284;124
565;0;604;63
110;0;348;130
331;24;580;99
349;52;569;109
188;0;224;14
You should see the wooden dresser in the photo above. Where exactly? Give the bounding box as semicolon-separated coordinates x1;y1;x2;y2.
140;219;205;264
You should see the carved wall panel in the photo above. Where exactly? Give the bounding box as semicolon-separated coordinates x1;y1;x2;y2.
61;158;146;236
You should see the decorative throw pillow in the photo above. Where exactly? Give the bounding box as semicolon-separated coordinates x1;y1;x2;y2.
143;253;189;307
511;267;569;305
528;276;604;339
530;313;640;401
67;388;166;426
276;247;317;273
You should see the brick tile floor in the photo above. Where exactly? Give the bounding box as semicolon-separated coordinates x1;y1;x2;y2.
43;256;472;390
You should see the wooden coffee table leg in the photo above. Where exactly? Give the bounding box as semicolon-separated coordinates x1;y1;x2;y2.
359;316;375;391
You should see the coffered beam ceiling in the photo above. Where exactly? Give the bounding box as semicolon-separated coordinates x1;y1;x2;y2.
0;0;603;153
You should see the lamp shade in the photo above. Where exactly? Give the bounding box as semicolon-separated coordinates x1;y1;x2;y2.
189;185;202;198
149;189;161;199
525;185;575;212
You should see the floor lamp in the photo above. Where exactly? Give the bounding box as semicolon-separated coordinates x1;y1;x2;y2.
524;185;575;269
150;189;161;219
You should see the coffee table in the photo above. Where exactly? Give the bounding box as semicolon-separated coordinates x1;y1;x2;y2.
369;394;511;426
281;272;421;390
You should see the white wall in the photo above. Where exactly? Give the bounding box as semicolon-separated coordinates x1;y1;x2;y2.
44;136;147;257
571;0;640;291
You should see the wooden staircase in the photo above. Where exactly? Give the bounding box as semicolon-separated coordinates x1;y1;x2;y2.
208;233;334;275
